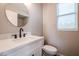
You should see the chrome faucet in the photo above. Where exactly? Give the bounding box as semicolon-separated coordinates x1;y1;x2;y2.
19;28;24;38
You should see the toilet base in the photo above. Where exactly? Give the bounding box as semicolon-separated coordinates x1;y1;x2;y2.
42;49;57;56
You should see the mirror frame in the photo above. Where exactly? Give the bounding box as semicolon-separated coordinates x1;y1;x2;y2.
5;3;29;27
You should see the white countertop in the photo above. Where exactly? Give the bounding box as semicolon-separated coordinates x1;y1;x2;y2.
0;35;44;53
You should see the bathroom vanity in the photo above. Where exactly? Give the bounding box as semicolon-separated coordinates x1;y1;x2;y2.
0;35;44;56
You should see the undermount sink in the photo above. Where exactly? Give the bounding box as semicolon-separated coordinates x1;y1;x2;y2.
12;35;39;42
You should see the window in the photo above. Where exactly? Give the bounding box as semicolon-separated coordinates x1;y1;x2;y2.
57;3;78;31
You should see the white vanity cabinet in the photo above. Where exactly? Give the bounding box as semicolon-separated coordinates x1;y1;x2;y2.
0;36;44;56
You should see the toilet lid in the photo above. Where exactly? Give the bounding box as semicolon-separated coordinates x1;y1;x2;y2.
43;45;57;55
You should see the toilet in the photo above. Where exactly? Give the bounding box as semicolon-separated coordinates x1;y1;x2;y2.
42;45;58;56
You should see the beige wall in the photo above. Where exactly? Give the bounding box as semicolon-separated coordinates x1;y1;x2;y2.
0;3;43;39
43;3;79;56
24;3;43;36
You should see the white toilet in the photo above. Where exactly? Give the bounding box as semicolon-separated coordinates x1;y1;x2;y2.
42;45;58;56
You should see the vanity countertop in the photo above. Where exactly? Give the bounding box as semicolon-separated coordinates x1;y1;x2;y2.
0;35;44;54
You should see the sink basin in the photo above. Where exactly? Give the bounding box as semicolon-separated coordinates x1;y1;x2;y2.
12;35;41;42
12;36;37;42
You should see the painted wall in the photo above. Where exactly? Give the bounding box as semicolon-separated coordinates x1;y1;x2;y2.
24;3;43;36
0;3;43;39
43;3;79;56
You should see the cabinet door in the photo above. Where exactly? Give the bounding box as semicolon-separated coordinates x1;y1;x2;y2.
33;47;42;56
6;46;33;56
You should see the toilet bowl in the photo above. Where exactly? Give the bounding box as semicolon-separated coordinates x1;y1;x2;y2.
42;45;57;56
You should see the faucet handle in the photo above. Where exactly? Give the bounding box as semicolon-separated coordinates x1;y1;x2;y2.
23;33;26;37
12;34;17;39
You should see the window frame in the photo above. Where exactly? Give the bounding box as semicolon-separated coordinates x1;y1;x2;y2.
56;3;78;31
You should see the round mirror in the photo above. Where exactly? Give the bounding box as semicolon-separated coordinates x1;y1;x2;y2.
5;3;29;27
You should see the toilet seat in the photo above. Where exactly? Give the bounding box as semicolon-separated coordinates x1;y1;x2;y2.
43;45;57;55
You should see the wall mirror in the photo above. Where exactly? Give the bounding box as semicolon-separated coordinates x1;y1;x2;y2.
5;3;29;27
